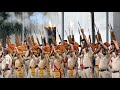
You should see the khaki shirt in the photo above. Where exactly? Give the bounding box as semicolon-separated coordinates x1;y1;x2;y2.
83;48;93;67
15;60;21;68
29;59;36;67
99;53;110;70
111;55;120;71
94;54;100;66
2;54;12;70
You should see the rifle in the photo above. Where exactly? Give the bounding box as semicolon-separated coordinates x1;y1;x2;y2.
81;29;90;46
71;30;75;43
31;35;35;45
88;29;91;44
78;22;83;46
34;30;41;46
56;29;62;42
68;27;71;36
68;27;72;44
109;24;116;41
39;30;44;46
65;30;70;44
109;24;119;50
65;30;68;37
97;29;102;42
78;28;81;44
43;29;46;46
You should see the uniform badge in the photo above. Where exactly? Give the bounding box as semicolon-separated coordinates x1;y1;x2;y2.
39;70;44;78
69;70;73;77
17;67;23;78
31;67;35;77
55;71;60;78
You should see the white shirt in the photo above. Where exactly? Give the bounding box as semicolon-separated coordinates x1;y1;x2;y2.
68;57;76;67
2;54;12;70
38;59;46;68
99;53;110;70
29;59;36;67
83;48;93;67
53;59;61;69
94;54;100;65
111;55;120;71
15;59;21;68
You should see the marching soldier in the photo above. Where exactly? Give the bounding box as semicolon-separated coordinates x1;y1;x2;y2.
93;43;101;78
98;42;111;78
27;54;39;78
14;54;27;78
82;43;93;78
38;54;48;78
0;44;4;76
110;40;120;78
66;44;78;78
111;51;120;78
24;46;31;74
51;44;64;78
1;50;12;78
41;43;51;78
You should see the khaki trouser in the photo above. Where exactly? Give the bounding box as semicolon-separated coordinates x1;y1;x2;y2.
2;70;12;78
94;66;99;78
99;71;111;78
112;72;120;78
14;66;27;78
38;69;48;78
52;69;64;78
67;69;77;78
27;67;39;78
25;60;30;74
83;68;93;78
0;63;2;75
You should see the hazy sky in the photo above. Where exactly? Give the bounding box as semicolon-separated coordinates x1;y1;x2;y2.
10;12;113;44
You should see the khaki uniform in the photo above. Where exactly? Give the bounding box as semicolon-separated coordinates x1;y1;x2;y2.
0;56;4;76
82;48;93;78
38;58;48;78
24;50;31;73
99;52;111;78
78;55;83;78
94;54;100;78
27;58;38;78
49;56;55;78
53;57;64;78
67;57;77;78
1;54;12;78
111;53;120;78
14;59;27;78
24;56;31;74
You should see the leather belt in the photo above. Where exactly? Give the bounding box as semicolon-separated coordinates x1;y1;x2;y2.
25;59;29;61
68;67;74;70
2;68;10;71
99;69;109;72
95;65;99;67
30;65;38;68
112;71;120;73
84;67;92;69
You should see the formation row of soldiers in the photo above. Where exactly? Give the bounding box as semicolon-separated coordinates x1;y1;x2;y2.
0;27;120;78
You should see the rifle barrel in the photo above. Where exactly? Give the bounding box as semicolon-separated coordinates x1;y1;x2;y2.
65;30;68;37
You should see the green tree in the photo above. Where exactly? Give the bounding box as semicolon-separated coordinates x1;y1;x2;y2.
0;12;22;48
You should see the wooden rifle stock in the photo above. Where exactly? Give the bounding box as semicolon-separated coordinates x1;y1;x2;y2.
89;35;91;44
34;30;41;46
81;29;90;45
57;29;62;42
